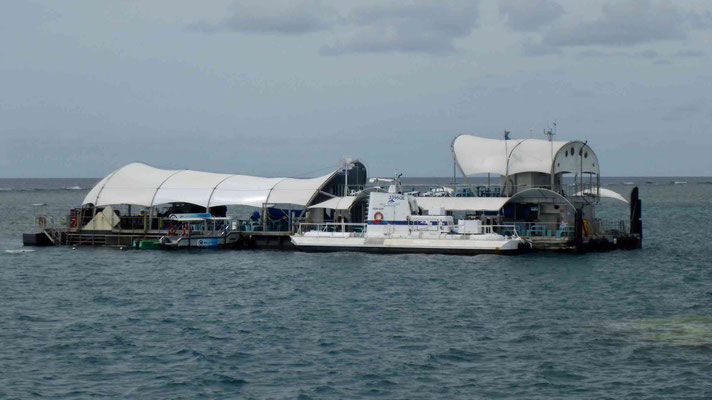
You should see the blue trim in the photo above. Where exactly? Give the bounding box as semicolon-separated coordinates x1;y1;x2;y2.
368;220;449;226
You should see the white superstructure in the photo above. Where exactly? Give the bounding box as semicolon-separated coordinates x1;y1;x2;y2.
290;192;525;255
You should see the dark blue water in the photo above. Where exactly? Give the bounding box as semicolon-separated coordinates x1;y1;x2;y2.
1;178;712;398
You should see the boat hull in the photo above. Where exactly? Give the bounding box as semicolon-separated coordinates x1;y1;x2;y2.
290;236;524;255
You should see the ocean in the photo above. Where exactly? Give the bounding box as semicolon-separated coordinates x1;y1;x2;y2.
1;177;711;398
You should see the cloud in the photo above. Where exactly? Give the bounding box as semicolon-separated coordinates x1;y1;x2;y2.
687;10;712;29
321;0;480;55
499;0;564;32
662;102;706;121
674;49;706;58
188;0;335;35
575;48;672;63
542;0;688;47
576;49;619;59
570;90;595;98
521;38;561;57
632;49;659;59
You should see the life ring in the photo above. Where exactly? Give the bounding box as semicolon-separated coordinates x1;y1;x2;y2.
373;212;384;223
70;218;77;228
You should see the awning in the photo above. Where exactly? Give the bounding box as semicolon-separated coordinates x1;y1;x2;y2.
453;135;599;177
414;197;510;212
575;188;629;204
82;162;338;208
309;196;358;210
507;188;576;211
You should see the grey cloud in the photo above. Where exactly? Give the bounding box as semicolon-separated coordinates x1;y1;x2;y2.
543;0;687;47
687;10;712;29
521;38;561;57
321;1;480;55
570;90;595;98
633;50;659;59
499;0;564;32
576;50;620;59
188;0;335;35
662;102;706;121
576;48;669;62
675;49;706;58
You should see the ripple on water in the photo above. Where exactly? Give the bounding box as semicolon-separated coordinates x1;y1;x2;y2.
2;183;712;398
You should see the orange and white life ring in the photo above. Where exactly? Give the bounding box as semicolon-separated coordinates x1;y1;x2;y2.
373;212;384;223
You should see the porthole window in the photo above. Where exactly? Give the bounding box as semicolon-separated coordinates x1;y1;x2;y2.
565;150;568;157
557;162;560;167
584;152;588;158
571;146;575;154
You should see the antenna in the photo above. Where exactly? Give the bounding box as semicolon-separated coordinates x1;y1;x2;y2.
544;127;555;142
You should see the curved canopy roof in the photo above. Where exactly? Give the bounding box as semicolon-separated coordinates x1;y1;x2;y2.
575;188;629;204
452;135;599;177
412;189;575;213
309;196;358;211
507;188;576;211
414;197;509;212
82;162;338;208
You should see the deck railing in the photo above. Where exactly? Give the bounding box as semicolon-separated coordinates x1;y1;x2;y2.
296;222;522;239
296;222;367;236
504;219;629;238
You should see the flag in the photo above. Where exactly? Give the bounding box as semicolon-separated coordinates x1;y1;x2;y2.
504;130;511;140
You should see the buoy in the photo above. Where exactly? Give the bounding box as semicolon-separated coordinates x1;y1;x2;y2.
373;211;384;223
72;247;76;250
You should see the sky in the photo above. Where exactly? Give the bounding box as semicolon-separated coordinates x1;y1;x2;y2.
1;0;711;178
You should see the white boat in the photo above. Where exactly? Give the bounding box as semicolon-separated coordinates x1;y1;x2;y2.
290;192;526;255
156;213;239;249
421;186;454;197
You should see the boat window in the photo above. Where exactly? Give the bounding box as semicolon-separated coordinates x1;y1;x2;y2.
571;146;575;155
565;150;568;157
584;152;588;158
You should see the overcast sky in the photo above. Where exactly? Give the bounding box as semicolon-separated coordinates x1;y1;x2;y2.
2;0;711;178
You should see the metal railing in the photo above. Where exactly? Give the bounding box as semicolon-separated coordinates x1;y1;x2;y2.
296;222;367;236
504;219;629;238
296;222;522;239
36;214;62;244
597;219;628;235
502;221;575;238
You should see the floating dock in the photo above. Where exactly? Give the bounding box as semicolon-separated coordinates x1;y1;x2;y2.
22;134;643;253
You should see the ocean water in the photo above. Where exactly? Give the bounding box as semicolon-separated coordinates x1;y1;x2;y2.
1;178;711;398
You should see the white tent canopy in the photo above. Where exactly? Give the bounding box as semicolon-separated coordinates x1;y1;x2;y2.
575;188;629;204
415;197;510;212
82;162;337;208
308;196;358;210
507;188;576;211
452;135;599;177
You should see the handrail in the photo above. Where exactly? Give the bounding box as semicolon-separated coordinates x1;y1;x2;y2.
296;221;522;239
